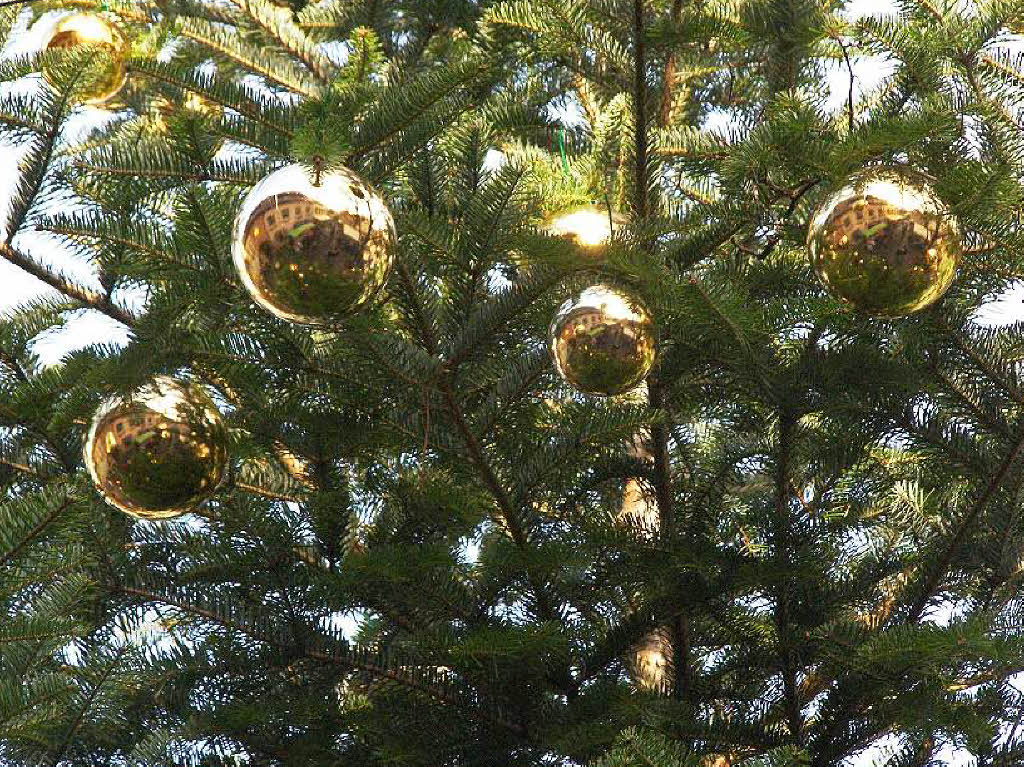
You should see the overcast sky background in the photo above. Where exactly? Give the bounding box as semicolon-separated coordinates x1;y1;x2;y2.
1;1;1022;764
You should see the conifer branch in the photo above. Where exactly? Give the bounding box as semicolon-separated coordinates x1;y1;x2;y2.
0;496;71;570
657;0;684;128
226;0;336;84
771;412;803;745
438;380;560;626
632;0;650;220
47;643;131;767
115;584;528;736
0;243;136;327
907;426;1024;622
951;330;1023;404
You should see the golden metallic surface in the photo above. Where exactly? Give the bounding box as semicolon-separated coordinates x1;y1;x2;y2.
544;204;627;257
549;284;656;397
807;167;962;317
232;164;396;325
84;377;228;520
41;13;127;106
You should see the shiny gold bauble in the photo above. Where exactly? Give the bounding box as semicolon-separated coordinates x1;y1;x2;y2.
232;163;397;325
549;284;656;397
807;167;962;316
84;377;228;520
41;13;128;106
544;204;627;257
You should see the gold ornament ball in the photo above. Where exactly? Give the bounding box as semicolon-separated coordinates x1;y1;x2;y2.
153;92;223;125
84;377;229;521
807;167;962;317
151;92;224;153
549;284;656;397
41;13;128;106
232;163;397;325
544;204;627;257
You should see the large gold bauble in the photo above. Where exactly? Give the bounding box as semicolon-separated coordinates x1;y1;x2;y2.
84;377;228;520
41;13;128;106
549;284;656;397
807;167;962;316
544;204;627;258
232;163;397;325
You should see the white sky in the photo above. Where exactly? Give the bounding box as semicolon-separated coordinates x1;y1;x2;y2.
0;1;1020;764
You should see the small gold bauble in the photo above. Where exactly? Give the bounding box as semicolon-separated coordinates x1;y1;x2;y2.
549;284;656;397
41;13;128;106
232;163;397;325
544;204;627;257
151;92;224;153
807;166;962;316
153;92;223;124
84;377;228;520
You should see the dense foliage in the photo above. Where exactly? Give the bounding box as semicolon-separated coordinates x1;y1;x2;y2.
3;0;1024;764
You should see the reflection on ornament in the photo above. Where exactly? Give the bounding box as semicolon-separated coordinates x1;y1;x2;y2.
549;284;656;396
41;13;128;106
84;377;228;520
807;166;961;316
232;163;397;325
544;204;626;257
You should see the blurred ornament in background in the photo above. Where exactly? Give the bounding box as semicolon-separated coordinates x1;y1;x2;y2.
153;92;223;126
549;284;656;396
544;204;626;258
627;626;674;693
152;92;224;153
807;166;961;316
40;13;128;106
84;377;228;520
232;163;397;325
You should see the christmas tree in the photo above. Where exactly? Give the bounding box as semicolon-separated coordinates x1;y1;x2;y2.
3;0;1024;764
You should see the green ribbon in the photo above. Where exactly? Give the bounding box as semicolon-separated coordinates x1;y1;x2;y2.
557;126;570;175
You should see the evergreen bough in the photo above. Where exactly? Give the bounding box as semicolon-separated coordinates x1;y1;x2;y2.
2;0;1024;765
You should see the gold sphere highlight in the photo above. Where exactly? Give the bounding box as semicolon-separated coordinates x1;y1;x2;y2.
84;377;229;521
41;13;128;106
549;284;656;397
232;164;397;326
807;167;961;317
544;204;626;257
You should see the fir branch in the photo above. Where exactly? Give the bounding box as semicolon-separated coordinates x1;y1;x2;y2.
0;495;72;570
46;643;131;767
0;244;136;327
658;0;685;128
225;0;336;84
906;426;1024;622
